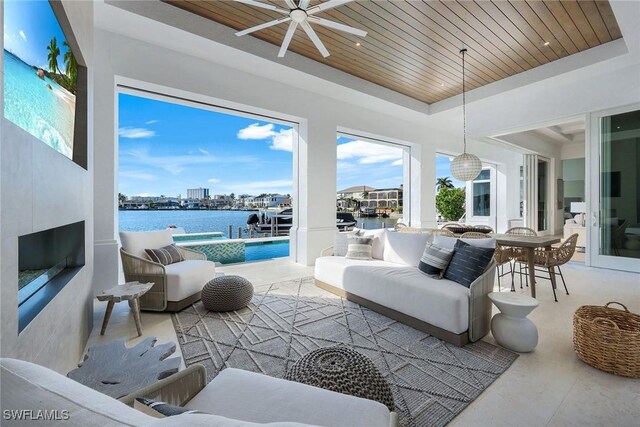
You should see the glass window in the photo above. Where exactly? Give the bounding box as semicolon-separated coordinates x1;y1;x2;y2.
520;166;524;217
472;168;491;216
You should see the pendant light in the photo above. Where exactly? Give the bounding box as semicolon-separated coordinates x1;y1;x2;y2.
450;48;482;181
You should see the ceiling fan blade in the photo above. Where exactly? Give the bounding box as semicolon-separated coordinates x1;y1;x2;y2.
283;0;297;9
307;0;353;15
278;21;298;57
300;20;330;58
236;17;291;36
299;0;311;9
307;16;367;37
233;0;288;14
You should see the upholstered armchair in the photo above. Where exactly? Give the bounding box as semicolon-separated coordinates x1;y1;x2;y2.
119;230;216;311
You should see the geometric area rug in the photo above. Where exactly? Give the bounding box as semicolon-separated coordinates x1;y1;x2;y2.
172;277;518;426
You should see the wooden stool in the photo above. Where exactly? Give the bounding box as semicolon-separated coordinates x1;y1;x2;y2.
97;282;153;336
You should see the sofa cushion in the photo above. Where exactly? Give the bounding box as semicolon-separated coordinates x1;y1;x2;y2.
185;368;391;427
443;240;495;288
164;260;216;302
383;231;432;266
314;257;469;334
120;229;174;260
149;413;317;426
433;234;496;250
145;244;185;266
345;236;373;260
0;358;153;426
418;243;453;277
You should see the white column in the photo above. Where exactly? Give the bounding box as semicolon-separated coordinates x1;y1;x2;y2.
292;117;337;265
410;143;436;228
523;154;538;230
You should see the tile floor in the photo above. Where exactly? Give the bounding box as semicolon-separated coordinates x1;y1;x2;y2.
87;258;640;426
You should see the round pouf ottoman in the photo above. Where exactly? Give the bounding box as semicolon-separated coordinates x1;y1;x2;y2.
285;346;394;411
201;275;253;312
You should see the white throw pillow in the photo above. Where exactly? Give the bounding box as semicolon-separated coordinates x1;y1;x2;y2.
333;231;354;257
433;235;496;250
383;231;432;266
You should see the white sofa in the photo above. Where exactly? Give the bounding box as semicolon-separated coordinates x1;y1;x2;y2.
314;230;496;346
0;358;396;427
119;229;216;311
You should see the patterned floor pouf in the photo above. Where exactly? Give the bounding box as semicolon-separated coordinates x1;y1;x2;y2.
201;275;253;312
285;346;395;411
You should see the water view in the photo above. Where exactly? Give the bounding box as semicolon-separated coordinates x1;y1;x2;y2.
3;0;77;159
119;210;394;234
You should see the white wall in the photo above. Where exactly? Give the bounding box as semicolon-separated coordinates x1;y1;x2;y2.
0;1;94;373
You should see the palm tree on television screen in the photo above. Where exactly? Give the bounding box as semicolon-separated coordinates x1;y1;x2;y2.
46;37;62;77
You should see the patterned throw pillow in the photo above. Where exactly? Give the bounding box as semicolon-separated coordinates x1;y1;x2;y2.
345;235;374;260
418;243;454;278
443;240;495;288
134;397;204;418
144;244;184;265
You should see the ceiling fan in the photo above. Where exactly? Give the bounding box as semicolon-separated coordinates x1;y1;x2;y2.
234;0;367;58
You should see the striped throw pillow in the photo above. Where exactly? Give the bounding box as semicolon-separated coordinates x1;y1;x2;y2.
443;240;495;288
418;243;454;278
135;397;204;417
345;236;374;260
145;244;184;265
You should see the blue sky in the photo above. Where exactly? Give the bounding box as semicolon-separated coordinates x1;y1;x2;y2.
435;154;465;188
336;136;404;190
4;0;68;69
118;93;294;197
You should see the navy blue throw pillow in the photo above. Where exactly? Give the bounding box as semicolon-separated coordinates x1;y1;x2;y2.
443;240;495;288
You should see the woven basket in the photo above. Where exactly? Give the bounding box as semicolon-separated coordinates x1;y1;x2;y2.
573;302;640;378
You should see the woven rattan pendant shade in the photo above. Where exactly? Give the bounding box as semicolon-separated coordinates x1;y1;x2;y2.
451;48;482;181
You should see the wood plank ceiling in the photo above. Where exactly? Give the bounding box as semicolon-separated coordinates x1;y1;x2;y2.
163;0;622;104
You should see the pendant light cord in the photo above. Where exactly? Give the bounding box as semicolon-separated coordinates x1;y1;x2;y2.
461;48;467;154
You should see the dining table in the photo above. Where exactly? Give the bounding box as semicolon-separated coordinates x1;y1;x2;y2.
492;234;561;298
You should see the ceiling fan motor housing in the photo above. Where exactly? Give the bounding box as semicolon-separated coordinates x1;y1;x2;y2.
290;8;308;23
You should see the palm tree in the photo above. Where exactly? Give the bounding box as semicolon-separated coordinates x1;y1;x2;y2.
46;37;62;77
63;40;77;91
436;176;454;191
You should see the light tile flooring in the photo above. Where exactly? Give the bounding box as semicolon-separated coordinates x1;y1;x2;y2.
87;259;640;426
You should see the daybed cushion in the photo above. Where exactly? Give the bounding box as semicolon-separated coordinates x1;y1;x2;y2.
149;413;316;426
120;229;174;260
185;368;391;427
0;358;153;426
383;231;432;266
314;257;469;334
164;260;216;302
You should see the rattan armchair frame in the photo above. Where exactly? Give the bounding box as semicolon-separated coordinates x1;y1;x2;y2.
120;246;207;311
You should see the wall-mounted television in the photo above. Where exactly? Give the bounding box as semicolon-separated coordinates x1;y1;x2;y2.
4;0;79;161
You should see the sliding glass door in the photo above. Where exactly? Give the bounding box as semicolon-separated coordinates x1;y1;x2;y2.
589;105;640;272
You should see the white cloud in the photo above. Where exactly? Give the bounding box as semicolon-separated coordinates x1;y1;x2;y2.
19;30;26;42
122;148;258;176
118;127;156;139
337;140;402;165
145;120;159;125
120;170;157;181
217;179;292;195
270;128;293;152
198;148;209;155
132;192;158;198
237;123;276;140
237;123;294;152
208;178;221;183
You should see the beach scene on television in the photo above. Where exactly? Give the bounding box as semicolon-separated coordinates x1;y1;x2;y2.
4;0;77;159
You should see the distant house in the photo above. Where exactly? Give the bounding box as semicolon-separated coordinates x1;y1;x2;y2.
337;185;375;210
360;187;403;211
254;194;289;207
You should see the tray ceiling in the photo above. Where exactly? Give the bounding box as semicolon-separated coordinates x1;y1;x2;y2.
163;0;622;104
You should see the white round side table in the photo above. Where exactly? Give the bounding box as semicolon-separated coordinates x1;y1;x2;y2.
488;292;540;352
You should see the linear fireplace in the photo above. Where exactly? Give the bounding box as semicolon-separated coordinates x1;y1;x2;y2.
18;221;85;332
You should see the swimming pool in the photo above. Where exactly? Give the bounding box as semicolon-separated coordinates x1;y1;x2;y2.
177;236;289;264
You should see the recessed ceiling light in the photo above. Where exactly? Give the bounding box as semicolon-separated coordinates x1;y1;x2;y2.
440;83;445;87
544;41;550;46
356;42;361;47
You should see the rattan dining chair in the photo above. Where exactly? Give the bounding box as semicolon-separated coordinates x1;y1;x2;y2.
430;228;456;237
532;234;579;302
506;227;537;289
394;222;407;231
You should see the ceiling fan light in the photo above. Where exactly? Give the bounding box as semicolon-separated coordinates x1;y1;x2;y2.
451;152;482;181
